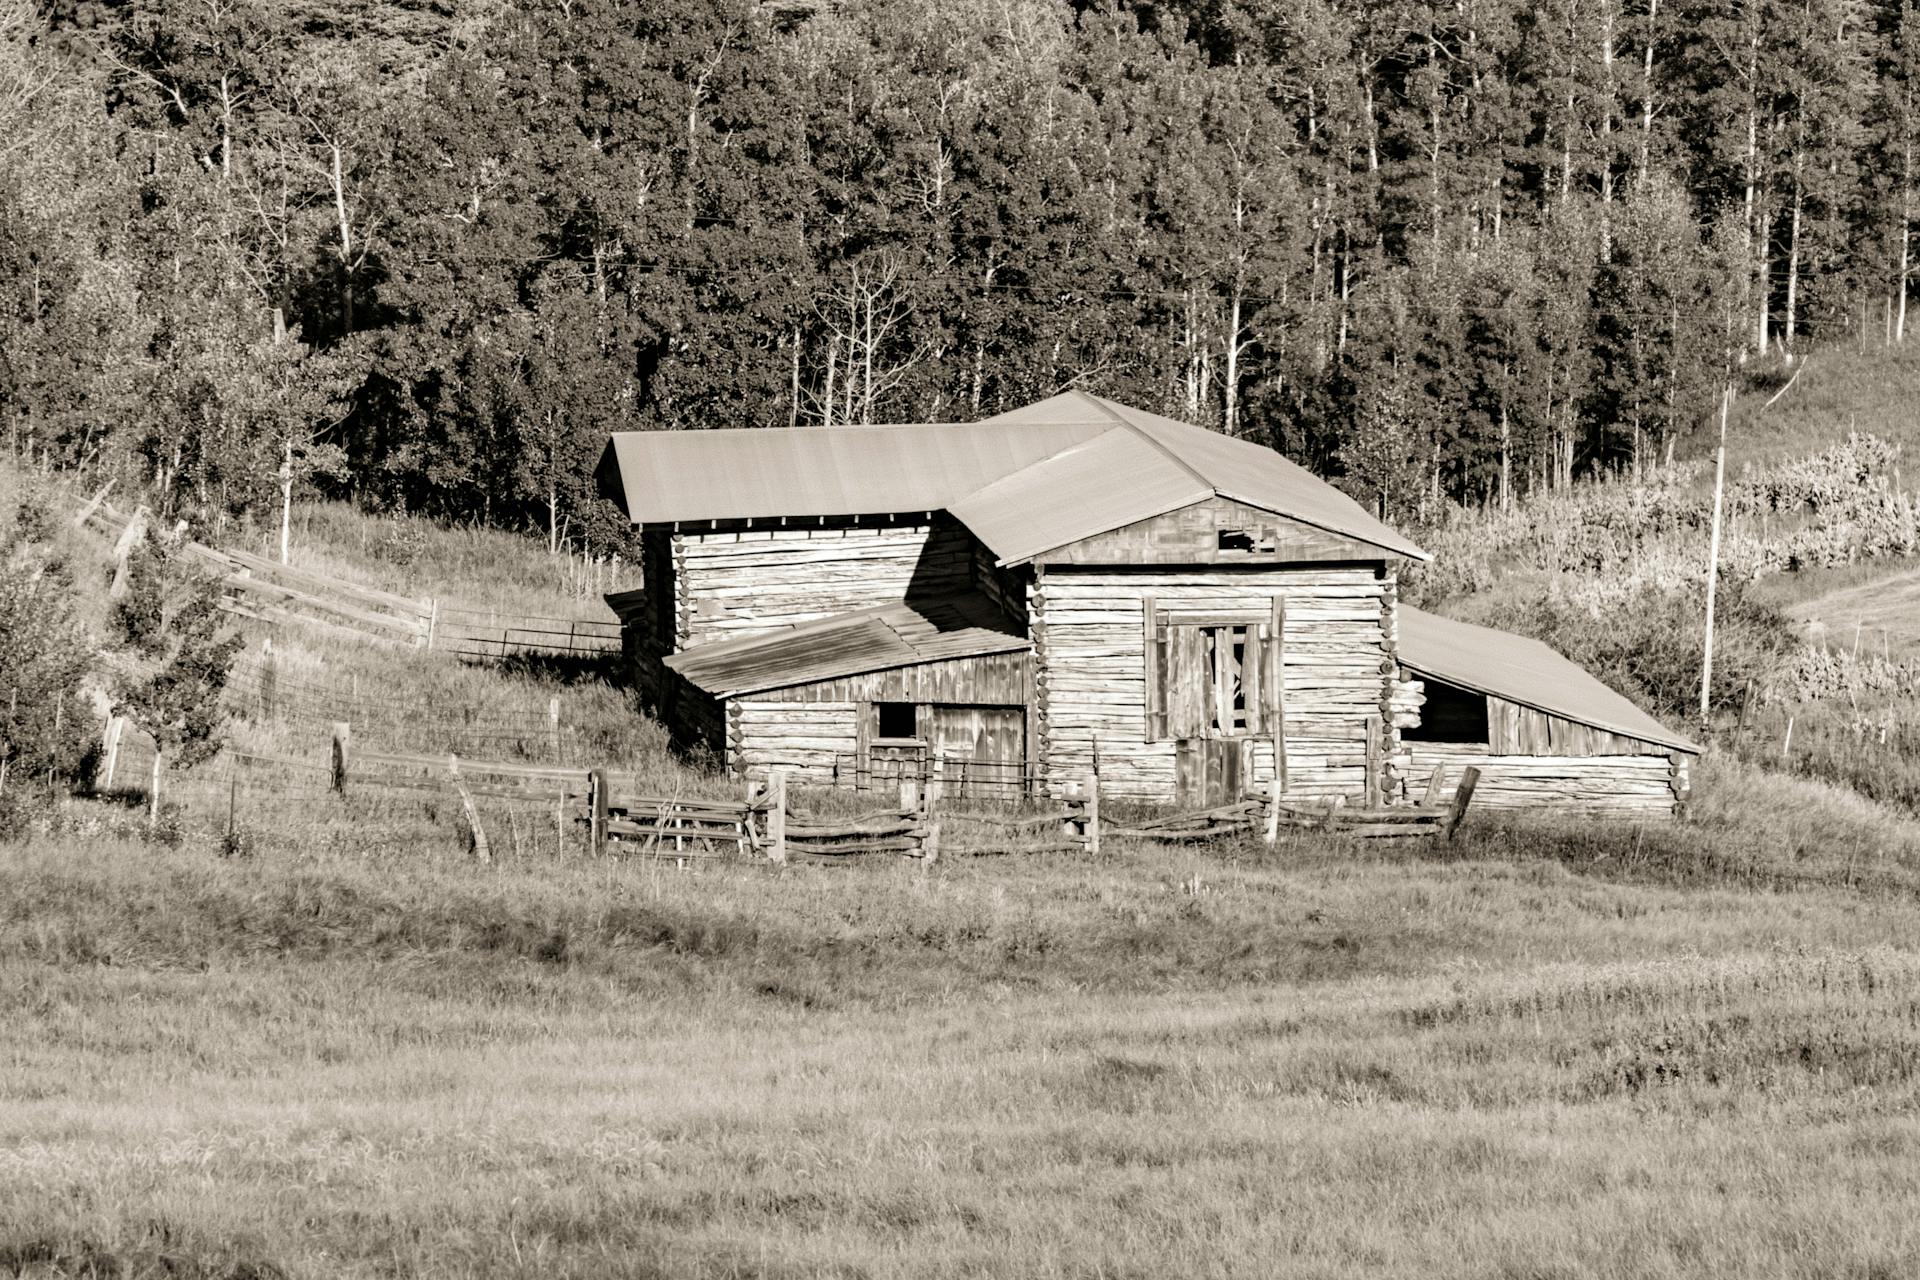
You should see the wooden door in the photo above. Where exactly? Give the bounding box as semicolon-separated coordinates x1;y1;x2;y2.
1175;737;1253;808
929;706;1026;800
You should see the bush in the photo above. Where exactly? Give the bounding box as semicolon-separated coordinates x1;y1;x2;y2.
0;513;97;785
1479;575;1797;721
113;540;242;769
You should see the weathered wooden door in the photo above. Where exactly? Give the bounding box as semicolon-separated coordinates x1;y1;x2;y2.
1175;737;1254;808
929;706;1026;799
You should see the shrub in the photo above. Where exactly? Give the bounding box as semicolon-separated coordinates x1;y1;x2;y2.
113;540;242;769
0;516;97;786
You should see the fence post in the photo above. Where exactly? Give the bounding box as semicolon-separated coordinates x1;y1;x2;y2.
1444;766;1481;842
898;770;919;814
148;749;163;829
450;754;491;863
589;767;609;856
549;697;562;763
766;769;787;864
1265;776;1281;846
423;597;438;650
330;721;351;794
1083;773;1100;856
259;638;277;717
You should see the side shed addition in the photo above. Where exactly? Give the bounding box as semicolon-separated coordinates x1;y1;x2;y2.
1395;607;1701;820
662;593;1034;794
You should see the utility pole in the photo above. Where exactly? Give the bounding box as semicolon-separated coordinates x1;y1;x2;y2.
1700;379;1732;726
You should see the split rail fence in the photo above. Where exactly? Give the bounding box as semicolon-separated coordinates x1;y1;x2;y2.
76;495;621;660
1110;764;1481;844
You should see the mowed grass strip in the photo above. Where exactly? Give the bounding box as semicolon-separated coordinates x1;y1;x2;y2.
5;821;1920;1279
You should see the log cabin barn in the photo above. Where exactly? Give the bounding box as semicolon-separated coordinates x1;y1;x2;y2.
1393;607;1701;819
597;390;1699;816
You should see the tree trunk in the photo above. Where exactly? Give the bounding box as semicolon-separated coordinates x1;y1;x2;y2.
279;438;293;566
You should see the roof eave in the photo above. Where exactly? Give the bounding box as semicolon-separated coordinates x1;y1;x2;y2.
682;636;1033;700
1396;659;1702;755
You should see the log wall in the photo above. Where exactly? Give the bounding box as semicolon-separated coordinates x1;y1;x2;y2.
1404;743;1684;819
674;516;973;646
1034;565;1397;802
727;699;860;783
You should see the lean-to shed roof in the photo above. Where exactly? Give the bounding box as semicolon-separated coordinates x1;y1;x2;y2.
1398;606;1702;754
596;390;1428;563
665;592;1028;699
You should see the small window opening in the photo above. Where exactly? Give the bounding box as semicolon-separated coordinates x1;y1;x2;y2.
1217;529;1255;552
876;702;918;739
1402;679;1490;744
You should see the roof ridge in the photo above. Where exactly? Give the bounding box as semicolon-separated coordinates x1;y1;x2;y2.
1073;391;1216;494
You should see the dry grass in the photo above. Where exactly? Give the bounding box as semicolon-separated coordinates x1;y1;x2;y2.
7;771;1920;1278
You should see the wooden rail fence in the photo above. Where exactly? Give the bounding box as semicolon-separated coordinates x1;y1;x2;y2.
1110;766;1482;844
78;499;620;661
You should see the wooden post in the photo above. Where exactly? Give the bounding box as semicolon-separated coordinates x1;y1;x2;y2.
1444;766;1482;842
226;771;238;849
423;597;439;651
921;820;941;864
1083;773;1100;856
766;769;787;864
330;721;351;794
451;754;491;863
148;749;162;829
898;771;919;814
259;638;277;717
1736;679;1755;736
589;767;610;857
549;696;562;763
1421;763;1447;807
1364;714;1383;809
1699;379;1731;727
1270;595;1287;792
72;479;114;528
1265;776;1282;846
1142;593;1160;742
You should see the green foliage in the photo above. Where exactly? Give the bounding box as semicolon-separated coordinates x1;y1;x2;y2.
112;541;241;769
0;495;95;787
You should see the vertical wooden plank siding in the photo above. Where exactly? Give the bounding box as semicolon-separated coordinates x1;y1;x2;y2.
1035;567;1390;802
1142;593;1160;742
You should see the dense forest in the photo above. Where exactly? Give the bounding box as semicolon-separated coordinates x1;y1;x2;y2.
3;0;1917;548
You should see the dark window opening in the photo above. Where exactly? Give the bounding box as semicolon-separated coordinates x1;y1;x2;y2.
876;702;918;739
1403;679;1490;744
1202;625;1249;734
1217;529;1255;552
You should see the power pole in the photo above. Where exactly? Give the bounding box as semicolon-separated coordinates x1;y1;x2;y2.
1700;379;1732;726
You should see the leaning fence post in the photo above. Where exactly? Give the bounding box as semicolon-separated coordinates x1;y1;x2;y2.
766;769;787;865
450;754;491;863
1444;766;1481;842
330;721;351;794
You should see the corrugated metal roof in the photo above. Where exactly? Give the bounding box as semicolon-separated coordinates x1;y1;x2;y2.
1398;606;1702;754
948;427;1212;566
596;420;1101;524
665;592;1028;698
596;390;1428;562
976;393;1429;561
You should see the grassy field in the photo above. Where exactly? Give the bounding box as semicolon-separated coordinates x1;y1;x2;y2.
1686;340;1920;469
6;753;1920;1279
